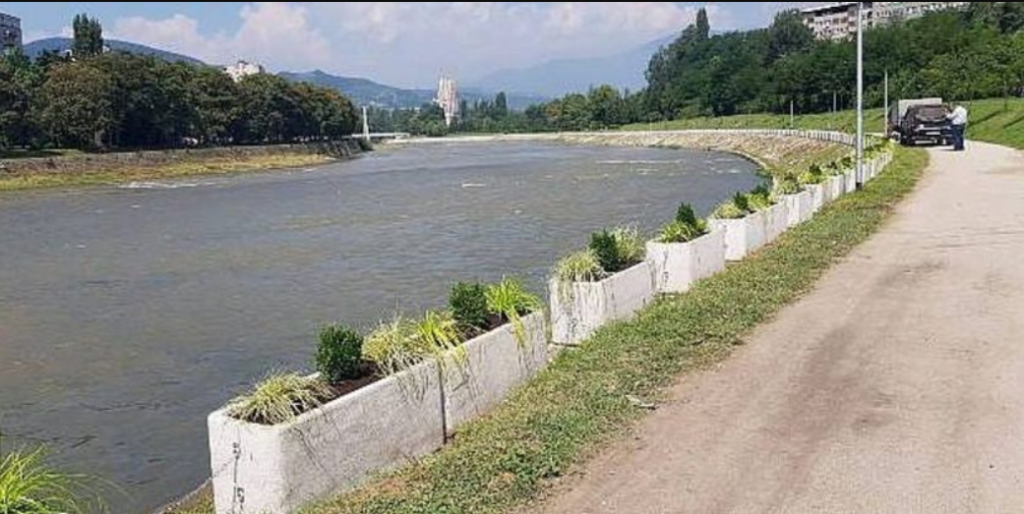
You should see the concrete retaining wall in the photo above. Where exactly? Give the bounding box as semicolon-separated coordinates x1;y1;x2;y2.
709;211;767;261
646;229;726;294
208;360;444;514
828;174;846;202
442;313;547;435
550;262;657;345
764;203;789;243
784;191;813;228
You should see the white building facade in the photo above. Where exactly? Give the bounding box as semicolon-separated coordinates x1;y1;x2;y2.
223;60;264;82
801;2;968;41
435;76;460;127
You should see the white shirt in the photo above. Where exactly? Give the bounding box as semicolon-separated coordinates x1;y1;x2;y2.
948;106;968;126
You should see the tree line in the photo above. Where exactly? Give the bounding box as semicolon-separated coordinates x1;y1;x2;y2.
387;2;1024;135
0;15;358;152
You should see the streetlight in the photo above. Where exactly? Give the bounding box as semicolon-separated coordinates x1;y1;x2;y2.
856;1;864;187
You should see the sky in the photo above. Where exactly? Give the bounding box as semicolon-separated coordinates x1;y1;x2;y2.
0;2;824;88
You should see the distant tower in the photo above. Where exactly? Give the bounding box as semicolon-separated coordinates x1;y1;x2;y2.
434;76;460;127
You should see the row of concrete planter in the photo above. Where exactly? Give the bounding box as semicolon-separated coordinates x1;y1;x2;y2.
549;149;893;345
207;133;892;514
208;314;547;514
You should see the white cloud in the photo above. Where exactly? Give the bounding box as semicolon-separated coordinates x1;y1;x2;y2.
111;2;329;68
106;2;757;86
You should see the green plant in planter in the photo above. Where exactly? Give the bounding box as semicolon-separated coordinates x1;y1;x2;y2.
711;192;751;219
798;164;825;185
485;277;542;346
227;372;333;424
363;316;425;377
414;310;462;356
658;202;707;243
773;176;801;196
316;324;364;384
449;282;490;336
0;442;100;514
746;184;774;211
589;227;644;273
554;249;604;284
675;202;699;227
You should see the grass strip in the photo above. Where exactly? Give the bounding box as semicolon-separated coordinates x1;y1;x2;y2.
278;146;926;514
0;154;332;191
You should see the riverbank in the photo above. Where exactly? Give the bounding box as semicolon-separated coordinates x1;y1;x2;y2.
388;130;851;177
619;97;1024;151
0;140;367;191
288;146;925;514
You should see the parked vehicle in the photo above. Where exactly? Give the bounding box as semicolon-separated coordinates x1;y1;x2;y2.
888;98;951;146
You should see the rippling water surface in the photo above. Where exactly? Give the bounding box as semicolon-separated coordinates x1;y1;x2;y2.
0;142;760;513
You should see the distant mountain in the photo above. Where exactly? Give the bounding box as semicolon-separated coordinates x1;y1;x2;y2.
281;70;548;110
24;37;204;65
280;70;435;109
471;35;675;97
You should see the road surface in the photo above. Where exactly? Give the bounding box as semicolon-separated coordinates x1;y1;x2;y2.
536;142;1024;514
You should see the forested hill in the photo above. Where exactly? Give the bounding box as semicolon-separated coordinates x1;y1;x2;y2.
643;3;1024;119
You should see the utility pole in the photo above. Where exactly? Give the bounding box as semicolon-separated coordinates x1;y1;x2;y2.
883;69;889;137
856;2;865;187
790;99;795;128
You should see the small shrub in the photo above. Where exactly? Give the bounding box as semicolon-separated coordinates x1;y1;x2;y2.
449;282;490;335
554;250;604;284
798;165;825;185
711;192;751;219
0;444;98;514
590;227;644;273
746;184;773;211
227;372;332;425
773;176;801;196
674;202;699;226
316;324;364;384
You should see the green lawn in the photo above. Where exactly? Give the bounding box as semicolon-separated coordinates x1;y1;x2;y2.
623;98;1024;150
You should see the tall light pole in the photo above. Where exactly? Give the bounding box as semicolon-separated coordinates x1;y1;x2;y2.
884;69;889;136
856;2;865;187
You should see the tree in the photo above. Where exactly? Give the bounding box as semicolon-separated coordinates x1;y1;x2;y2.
767;10;814;63
493;92;508;118
695;8;710;42
39;62;114;149
72;14;104;58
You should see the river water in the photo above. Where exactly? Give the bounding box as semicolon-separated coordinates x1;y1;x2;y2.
0;141;760;513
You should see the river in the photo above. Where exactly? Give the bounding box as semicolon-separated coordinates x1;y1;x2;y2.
0;141;761;513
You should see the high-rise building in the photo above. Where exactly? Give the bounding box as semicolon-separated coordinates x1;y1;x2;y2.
1;12;22;55
435;76;460;128
801;2;967;41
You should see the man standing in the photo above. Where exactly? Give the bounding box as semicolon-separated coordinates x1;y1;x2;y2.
947;103;968;151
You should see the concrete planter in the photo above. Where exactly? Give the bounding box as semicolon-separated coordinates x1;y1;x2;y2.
763;203;789;242
549;261;656;345
828;175;845;202
645;229;726;294
208;361;444;514
804;183;828;213
845;170;858;193
441;312;547;434
709;210;767;261
783;191;813;228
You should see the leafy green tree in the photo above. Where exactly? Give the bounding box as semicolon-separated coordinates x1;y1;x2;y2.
72;14;104;58
767;10;814;62
38;62;114;149
493;92;509;119
695;8;710;42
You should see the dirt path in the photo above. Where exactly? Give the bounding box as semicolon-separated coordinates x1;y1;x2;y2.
535;142;1024;514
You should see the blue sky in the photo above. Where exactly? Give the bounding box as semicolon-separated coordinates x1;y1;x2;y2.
0;2;820;87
